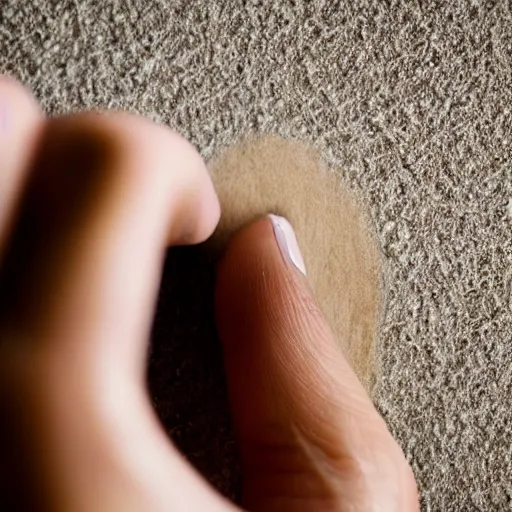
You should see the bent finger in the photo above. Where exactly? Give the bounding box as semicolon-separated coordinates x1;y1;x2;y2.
0;113;239;511
0;113;220;376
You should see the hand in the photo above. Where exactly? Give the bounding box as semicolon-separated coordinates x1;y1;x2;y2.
0;76;419;511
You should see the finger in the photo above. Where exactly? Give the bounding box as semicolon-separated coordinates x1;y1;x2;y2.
0;76;43;253
216;215;419;511
0;113;241;511
0;113;220;375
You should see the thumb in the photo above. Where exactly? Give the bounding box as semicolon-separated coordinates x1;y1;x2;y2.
215;215;419;512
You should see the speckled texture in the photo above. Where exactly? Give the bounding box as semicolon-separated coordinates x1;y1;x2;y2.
1;1;512;510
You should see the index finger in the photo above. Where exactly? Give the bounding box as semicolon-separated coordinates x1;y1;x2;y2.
0;111;227;510
0;112;220;370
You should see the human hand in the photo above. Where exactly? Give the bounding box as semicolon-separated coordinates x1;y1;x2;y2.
0;77;419;511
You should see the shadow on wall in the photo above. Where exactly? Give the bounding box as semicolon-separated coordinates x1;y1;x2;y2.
148;245;241;501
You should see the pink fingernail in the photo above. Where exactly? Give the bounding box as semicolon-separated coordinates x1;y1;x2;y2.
269;214;306;275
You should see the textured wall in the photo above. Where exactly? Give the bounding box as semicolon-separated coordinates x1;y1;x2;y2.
2;1;512;510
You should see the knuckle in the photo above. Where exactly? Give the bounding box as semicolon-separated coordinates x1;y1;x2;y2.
39;113;200;189
30;113;177;213
40;114;124;179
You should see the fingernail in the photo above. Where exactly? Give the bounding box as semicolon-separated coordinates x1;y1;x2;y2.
269;214;306;275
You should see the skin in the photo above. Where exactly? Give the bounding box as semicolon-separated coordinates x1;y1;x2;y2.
0;76;420;511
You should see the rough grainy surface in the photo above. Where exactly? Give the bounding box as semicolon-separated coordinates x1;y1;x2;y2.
1;0;512;510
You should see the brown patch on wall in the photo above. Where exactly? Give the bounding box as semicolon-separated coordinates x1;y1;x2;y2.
208;135;382;391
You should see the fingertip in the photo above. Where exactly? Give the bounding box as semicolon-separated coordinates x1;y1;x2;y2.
101;114;221;246
0;76;42;132
0;75;26;91
216;213;310;314
215;215;289;336
187;175;220;244
162;140;220;246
